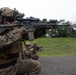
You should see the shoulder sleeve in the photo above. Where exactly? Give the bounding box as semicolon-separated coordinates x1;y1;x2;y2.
0;29;22;49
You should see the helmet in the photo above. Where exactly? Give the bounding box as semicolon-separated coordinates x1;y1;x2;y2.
13;8;24;18
0;7;25;23
1;7;14;17
0;7;24;18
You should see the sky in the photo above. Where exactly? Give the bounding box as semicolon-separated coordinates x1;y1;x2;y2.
0;0;76;22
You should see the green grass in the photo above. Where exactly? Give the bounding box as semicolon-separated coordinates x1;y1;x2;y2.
23;37;76;56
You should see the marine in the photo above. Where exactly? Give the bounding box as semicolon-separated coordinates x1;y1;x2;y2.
0;7;41;75
21;41;43;60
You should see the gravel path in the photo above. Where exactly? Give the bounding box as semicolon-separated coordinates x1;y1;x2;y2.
39;56;76;75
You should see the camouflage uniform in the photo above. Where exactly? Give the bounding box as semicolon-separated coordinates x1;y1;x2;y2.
0;7;41;75
0;28;41;75
21;42;40;60
30;42;40;60
20;42;32;59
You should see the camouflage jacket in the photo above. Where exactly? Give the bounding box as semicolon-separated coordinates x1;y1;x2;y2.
20;47;39;60
0;29;22;49
0;29;22;59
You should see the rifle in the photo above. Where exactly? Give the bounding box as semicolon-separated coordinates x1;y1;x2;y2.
0;17;58;40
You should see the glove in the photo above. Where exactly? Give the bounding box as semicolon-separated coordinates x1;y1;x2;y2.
17;27;26;36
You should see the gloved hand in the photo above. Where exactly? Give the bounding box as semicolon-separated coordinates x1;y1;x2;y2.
17;27;26;36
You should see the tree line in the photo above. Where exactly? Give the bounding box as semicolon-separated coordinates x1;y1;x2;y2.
45;20;76;38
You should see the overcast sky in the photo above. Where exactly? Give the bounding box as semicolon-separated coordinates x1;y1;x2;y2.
0;0;76;22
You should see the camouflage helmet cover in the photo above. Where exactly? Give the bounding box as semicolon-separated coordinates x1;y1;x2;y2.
0;7;24;18
13;8;25;18
1;7;14;17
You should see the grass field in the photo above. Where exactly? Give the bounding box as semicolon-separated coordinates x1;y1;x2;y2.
25;37;76;56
